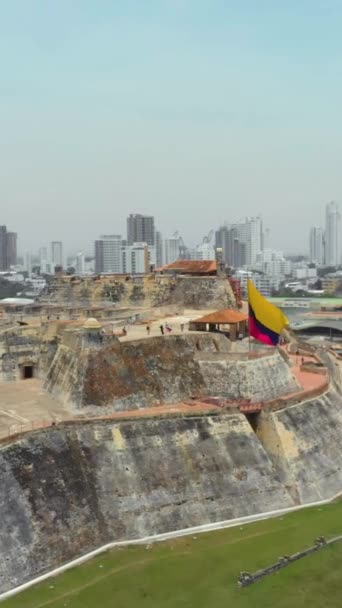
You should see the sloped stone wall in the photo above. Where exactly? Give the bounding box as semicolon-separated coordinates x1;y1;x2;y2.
45;333;232;410
45;334;300;411
198;352;301;402
256;388;342;504
0;414;293;592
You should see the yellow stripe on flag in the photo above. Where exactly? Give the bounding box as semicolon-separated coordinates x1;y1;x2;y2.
248;279;289;335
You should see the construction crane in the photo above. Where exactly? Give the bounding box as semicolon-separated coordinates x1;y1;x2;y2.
173;231;189;259
195;229;214;249
202;229;214;244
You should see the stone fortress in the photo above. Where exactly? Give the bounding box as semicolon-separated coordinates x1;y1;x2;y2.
0;265;341;593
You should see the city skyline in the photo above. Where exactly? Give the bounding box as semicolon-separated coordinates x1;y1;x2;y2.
6;199;342;264
2;2;342;253
8;202;342;258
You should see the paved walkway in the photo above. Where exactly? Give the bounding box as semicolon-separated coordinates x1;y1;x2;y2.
115;309;215;342
288;352;328;392
0;380;71;439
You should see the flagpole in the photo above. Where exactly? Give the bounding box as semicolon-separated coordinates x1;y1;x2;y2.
247;278;251;354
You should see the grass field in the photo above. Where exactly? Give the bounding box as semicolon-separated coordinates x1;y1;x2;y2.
3;501;342;608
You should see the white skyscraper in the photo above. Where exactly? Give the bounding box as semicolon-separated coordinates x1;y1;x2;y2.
51;241;63;269
189;242;216;260
39;247;49;273
241;217;263;267
164;237;181;265
155;231;163;267
309;227;324;265
24;251;32;276
227;216;263;267
122;242;149;274
325;202;341;266
95;235;122;273
75;252;85;274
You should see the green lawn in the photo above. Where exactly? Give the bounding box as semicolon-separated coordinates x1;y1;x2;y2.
4;501;342;608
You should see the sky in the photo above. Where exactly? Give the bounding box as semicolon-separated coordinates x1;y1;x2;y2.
1;1;342;256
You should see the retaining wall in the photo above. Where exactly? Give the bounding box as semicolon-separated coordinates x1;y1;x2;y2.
198;352;300;403
256;387;342;504
45;334;301;412
0;414;293;592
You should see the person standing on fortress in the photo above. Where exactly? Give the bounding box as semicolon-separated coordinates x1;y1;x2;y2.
146;325;150;336
160;324;164;335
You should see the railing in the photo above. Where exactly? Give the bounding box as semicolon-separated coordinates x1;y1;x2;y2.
0;420;55;441
238;535;342;587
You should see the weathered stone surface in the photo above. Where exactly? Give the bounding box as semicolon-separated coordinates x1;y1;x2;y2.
52;275;236;310
45;334;300;411
45;333;228;409
256;388;342;504
0;415;293;592
0;327;53;382
199;352;301;402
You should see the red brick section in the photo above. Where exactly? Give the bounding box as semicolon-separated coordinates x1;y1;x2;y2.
289;353;328;391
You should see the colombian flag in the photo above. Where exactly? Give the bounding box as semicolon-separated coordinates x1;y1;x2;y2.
248;279;289;346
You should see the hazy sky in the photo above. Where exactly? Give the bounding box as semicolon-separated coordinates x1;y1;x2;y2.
1;1;342;255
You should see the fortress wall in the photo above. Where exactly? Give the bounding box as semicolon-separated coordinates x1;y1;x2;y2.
198;352;301;402
45;334;231;410
0;328;44;382
52;275;236;310
0;414;293;592
256;389;342;504
45;334;302;411
44;344;87;406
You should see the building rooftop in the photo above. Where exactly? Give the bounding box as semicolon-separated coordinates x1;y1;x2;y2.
0;298;35;307
159;260;217;274
193;309;248;325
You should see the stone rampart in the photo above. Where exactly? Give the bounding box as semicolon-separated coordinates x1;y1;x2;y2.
45;334;301;412
256;388;342;504
198;352;301;403
51;275;236;310
0;414;293;592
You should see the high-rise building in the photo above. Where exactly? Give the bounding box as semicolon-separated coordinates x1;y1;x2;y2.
76;252;85;274
24;251;32;276
127;214;155;246
254;249;292;290
95;235;122;273
164;237;181;265
0;226;18;270
215;226;245;268
6;232;17;267
39;247;50;273
237;217;263;267
189;242;216;261
122;242;149;274
155;231;163;267
309;227;324;265
325;202;341;266
0;226;7;271
51;241;63;269
215;217;263;268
